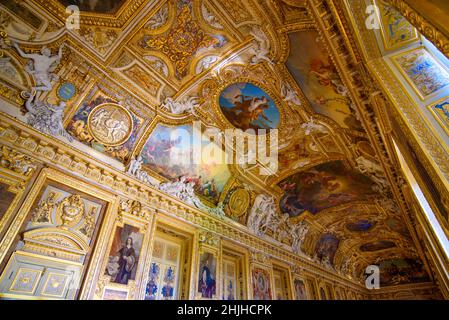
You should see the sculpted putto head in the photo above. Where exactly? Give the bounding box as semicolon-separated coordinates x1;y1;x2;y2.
41;46;51;57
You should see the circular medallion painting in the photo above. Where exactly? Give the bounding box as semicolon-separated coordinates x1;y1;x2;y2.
57;82;77;101
88;104;133;146
219;82;280;132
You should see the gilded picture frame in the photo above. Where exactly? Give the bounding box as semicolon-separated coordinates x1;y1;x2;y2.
250;263;274;300
374;0;419;52
195;238;221;300
427;96;449;137
292;276;308;300
94;207;153;300
390;46;449;101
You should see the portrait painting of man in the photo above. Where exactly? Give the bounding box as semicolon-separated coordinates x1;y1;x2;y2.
198;252;217;299
105;224;143;285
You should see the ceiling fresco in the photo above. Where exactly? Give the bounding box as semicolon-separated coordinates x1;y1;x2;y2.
139;122;231;204
219;82;281;131
58;0;128;14
286;30;364;132
0;0;433;288
278;160;378;217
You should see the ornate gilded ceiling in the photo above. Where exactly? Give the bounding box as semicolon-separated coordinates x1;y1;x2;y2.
0;0;434;287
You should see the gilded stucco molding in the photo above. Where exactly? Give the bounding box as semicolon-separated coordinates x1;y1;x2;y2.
33;0;148;29
386;0;449;60
336;0;449;294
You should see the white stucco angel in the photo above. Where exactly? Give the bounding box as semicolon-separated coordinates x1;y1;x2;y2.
300;118;329;136
160;96;200;115
248;26;272;65
290;221;309;254
158;176;204;208
196;55;218;74
321;256;334;270
281;83;302;107
269;212;289;241
24;91;72;141
201;3;223;30
13;42;64;97
340;257;352;275
356;156;389;193
127;155;144;176
146;4;168;30
247;194;277;236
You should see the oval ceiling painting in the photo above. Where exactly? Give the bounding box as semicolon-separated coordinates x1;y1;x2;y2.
346;220;376;232
360;240;396;252
219;82;280;132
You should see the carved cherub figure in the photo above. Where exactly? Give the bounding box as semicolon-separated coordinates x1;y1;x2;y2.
13;42;64;98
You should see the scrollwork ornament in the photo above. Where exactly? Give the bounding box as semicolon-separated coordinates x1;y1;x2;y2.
198;231;220;247
56;194;85;229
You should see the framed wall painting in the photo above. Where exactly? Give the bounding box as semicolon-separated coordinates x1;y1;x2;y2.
337;287;347;300
293;277;308;300
195;234;221;300
141;217;196;300
272;264;293;300
222;257;238;300
96;206;153;300
326;283;335;300
105;224;144;285
0;171;27;239
319;285;327;300
427;96;449;137
306;278;318;300
251;266;273;300
221;242;249;300
374;0;419;52
144;232;184;300
391;46;449;100
197;251;218;299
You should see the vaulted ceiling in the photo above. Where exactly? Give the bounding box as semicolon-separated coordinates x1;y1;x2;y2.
0;0;432;287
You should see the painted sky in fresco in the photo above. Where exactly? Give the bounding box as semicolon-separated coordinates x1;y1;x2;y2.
140;123;231;203
219;82;280;131
286;31;363;131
